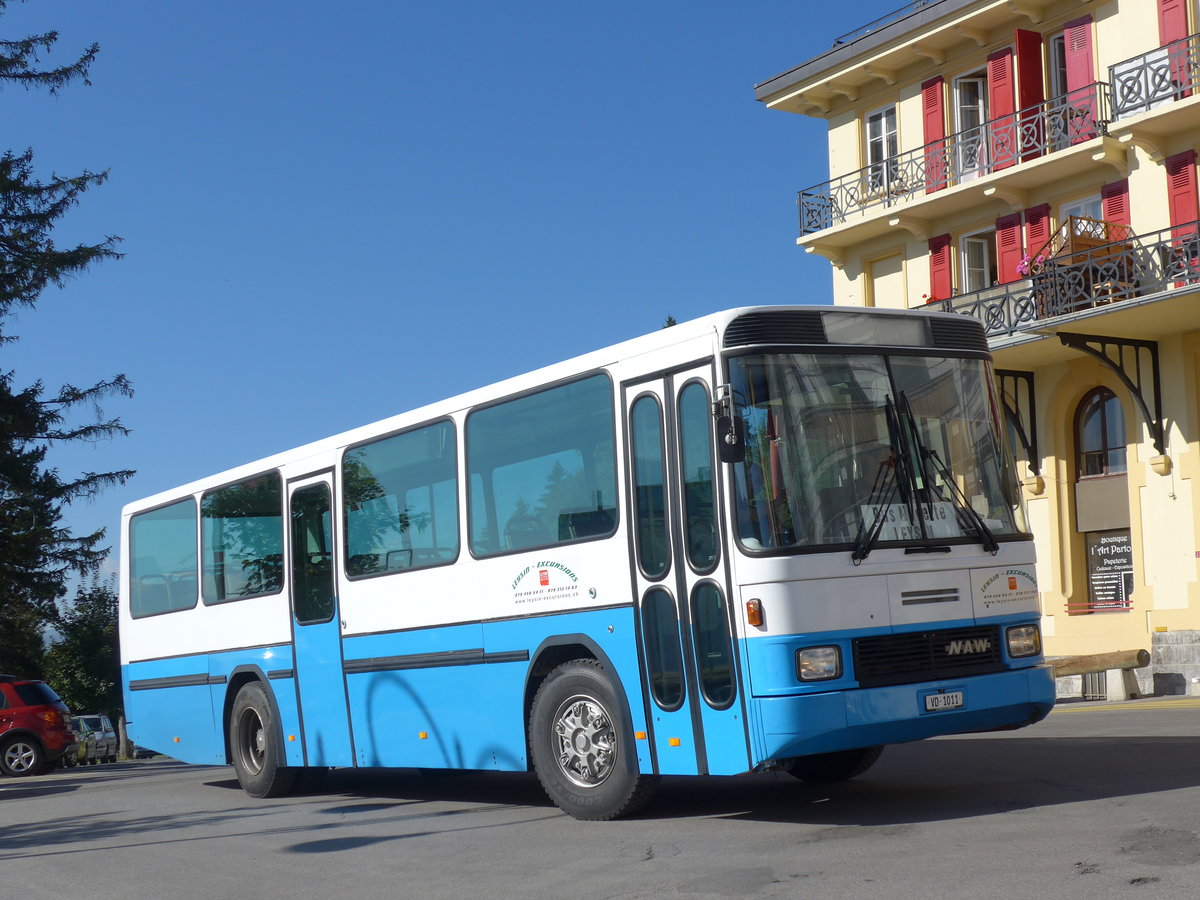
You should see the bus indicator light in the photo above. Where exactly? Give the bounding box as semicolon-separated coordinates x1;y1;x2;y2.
746;599;763;627
668;737;681;747
288;735;295;742
635;731;646;740
419;731;428;740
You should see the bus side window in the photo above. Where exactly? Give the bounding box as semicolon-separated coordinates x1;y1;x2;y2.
129;498;199;618
467;374;618;558
343;419;459;579
201;472;284;604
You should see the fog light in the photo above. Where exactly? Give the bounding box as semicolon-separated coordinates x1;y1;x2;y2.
796;646;842;681
1006;624;1041;658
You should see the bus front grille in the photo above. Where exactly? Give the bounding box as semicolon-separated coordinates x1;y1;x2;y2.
852;625;1004;689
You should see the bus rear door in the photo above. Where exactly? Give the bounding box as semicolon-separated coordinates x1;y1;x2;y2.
288;472;355;767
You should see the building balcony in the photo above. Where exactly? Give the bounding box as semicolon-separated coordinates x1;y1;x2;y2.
798;83;1115;253
1108;32;1200;152
932;217;1200;345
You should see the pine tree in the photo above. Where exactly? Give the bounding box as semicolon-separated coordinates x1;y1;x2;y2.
0;3;131;675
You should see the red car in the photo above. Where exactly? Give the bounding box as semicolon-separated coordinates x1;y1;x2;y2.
0;675;78;777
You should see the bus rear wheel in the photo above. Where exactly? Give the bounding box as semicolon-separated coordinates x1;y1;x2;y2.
784;745;884;784
529;660;658;821
229;681;296;798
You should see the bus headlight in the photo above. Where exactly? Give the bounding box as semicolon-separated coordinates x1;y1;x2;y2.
1006;624;1041;658
796;646;842;681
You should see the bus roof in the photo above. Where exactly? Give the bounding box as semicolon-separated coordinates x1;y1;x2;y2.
121;304;978;516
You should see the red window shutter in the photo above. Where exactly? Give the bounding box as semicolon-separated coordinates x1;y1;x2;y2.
1159;0;1193;95
996;213;1024;284
987;48;1017;170
1015;30;1045;162
1064;17;1094;91
929;234;953;302
1166;150;1198;237
1159;0;1189;44
1101;180;1130;226
922;76;946;193
1024;204;1051;261
1064;16;1097;142
1015;30;1045;110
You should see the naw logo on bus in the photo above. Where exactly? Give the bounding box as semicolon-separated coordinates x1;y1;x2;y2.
945;638;991;656
511;560;581;605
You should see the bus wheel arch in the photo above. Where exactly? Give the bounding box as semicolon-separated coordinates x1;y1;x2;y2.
527;656;658;820
523;640;598;737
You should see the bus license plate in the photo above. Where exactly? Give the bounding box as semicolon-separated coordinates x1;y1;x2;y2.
924;691;964;712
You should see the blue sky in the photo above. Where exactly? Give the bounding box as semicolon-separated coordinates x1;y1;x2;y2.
2;0;900;572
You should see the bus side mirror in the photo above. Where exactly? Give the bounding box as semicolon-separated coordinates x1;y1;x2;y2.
716;415;746;464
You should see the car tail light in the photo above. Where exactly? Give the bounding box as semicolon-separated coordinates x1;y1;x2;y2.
38;710;60;726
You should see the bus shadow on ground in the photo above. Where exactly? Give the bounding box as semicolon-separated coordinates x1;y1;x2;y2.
293;735;1200;826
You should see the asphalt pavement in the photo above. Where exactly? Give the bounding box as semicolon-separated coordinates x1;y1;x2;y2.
2;696;1199;899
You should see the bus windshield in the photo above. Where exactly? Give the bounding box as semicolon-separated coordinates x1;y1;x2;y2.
729;351;1029;552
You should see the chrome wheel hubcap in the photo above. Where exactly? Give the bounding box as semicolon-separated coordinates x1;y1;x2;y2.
552;695;615;787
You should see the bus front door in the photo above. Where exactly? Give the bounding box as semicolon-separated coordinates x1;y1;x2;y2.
288;473;355;768
624;364;749;776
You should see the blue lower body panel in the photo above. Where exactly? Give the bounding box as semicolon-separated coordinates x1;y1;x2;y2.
753;665;1055;762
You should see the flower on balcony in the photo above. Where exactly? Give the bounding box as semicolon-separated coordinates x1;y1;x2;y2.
1015;253;1046;277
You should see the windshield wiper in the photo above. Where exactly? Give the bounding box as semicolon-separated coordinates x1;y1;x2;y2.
851;396;911;564
851;455;898;564
897;392;1000;554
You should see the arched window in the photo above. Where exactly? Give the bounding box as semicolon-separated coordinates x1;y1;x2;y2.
1075;387;1126;477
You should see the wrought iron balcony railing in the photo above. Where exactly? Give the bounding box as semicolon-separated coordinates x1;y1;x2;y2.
933;219;1200;338
1110;32;1200;120
798;83;1111;236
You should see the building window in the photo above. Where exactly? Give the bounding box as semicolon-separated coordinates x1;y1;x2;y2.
1061;194;1104;238
954;73;988;179
1048;32;1068;98
1075;387;1126;477
865;105;898;192
961;231;996;292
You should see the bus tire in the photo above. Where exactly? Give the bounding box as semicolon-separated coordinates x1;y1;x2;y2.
229;681;296;799
784;745;884;784
528;659;658;820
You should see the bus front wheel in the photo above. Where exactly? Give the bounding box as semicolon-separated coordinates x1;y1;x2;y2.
783;745;884;784
229;681;296;798
528;660;658;820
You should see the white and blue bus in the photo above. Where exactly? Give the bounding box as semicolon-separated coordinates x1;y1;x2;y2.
119;306;1054;819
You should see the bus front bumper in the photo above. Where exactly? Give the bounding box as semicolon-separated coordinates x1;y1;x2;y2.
754;664;1055;763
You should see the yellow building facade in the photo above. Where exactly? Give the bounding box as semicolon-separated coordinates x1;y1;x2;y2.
757;0;1200;697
